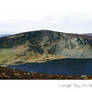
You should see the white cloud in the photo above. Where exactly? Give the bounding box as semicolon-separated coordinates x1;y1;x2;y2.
0;0;92;33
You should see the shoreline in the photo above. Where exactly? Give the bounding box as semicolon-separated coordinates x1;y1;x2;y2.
0;66;92;79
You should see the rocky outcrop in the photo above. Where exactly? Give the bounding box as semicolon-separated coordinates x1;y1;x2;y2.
0;30;92;65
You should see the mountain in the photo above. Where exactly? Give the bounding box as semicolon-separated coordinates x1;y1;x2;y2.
0;30;92;65
0;34;13;37
82;33;92;36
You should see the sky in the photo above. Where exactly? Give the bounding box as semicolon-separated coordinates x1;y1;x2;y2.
0;0;92;34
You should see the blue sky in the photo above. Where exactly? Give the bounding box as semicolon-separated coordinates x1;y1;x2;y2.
0;0;92;34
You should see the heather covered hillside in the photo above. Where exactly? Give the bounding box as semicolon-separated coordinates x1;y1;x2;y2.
0;30;92;65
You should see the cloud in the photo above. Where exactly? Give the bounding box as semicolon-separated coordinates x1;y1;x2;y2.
0;0;92;33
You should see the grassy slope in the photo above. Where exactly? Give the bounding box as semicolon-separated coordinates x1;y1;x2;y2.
0;30;92;65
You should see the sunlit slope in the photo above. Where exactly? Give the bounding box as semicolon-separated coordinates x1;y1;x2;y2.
0;30;92;65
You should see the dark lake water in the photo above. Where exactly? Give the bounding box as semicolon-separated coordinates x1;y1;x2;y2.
8;59;92;76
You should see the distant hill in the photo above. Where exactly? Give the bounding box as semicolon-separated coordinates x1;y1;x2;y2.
0;30;92;65
82;33;92;36
0;34;13;37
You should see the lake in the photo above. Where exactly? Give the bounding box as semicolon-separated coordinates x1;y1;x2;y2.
8;59;92;76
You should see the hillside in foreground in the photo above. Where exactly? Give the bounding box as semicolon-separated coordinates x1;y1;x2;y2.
0;66;92;79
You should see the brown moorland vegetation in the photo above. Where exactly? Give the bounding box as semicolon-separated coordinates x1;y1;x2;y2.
0;66;92;80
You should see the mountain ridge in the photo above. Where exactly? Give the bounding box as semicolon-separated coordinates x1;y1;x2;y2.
0;30;92;65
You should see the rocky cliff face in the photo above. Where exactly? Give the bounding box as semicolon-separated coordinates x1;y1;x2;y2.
0;30;92;65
